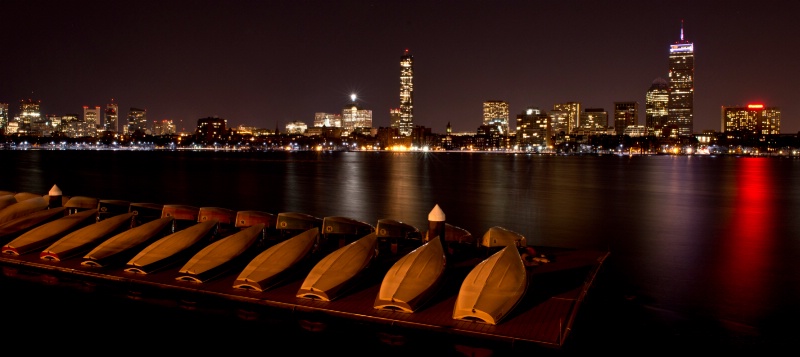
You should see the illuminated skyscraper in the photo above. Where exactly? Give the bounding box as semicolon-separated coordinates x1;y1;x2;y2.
83;106;101;136
18;99;41;135
397;49;414;136
667;21;694;136
516;107;550;149
552;102;580;135
105;99;119;132
722;104;780;135
483;100;510;135
645;78;669;136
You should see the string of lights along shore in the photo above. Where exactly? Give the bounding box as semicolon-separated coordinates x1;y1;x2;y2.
0;22;785;153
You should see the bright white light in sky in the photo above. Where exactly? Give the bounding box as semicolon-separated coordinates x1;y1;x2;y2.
350;93;357;102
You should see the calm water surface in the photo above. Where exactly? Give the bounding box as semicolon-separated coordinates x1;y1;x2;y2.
1;150;798;354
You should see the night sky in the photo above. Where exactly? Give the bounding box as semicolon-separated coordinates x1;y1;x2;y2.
2;0;798;134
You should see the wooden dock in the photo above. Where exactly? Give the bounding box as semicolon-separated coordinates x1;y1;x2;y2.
0;194;609;353
0;241;607;353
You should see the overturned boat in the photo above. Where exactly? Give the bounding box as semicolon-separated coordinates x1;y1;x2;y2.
40;212;136;262
176;223;266;283
124;219;218;274
1;209;98;256
0;207;67;243
297;232;378;301
233;227;318;292
452;244;527;325
82;216;175;268
373;236;447;313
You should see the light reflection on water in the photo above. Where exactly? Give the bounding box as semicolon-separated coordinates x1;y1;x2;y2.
3;150;800;350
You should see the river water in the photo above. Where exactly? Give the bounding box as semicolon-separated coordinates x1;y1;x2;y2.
1;150;797;355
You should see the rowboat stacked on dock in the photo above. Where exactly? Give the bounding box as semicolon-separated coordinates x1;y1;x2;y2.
0;185;610;353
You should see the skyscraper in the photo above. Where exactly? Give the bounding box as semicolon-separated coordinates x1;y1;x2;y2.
397;49;414;136
483;100;510;135
18;99;41;135
83;106;101;136
552;102;580;135
667;21;694;136
105;99;119;132
645;78;669;136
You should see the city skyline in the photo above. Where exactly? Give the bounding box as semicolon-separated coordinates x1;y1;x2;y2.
2;0;797;134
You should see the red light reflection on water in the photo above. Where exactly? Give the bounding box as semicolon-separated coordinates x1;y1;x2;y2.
717;158;774;320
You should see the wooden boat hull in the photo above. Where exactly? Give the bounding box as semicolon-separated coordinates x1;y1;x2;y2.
64;196;99;214
124;220;218;274
452;245;528;325
0;195;17;211
81;217;174;268
480;226;526;249
0;197;48;225
176;223;265;283
40;212;136;262
297;232;378;301
233;227;318;292
0;207;67;244
374;236;446;313
1;209;98;256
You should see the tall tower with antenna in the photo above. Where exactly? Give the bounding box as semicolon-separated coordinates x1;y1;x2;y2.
667;20;695;137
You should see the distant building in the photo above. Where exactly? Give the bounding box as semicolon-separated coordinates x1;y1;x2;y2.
342;103;372;136
83;106;101;136
552;102;580;135
18;99;41;135
396;49;414;136
483;100;510;135
60;114;79;137
105;99;119;132
613;101;639;135
645;78;669;136
579;108;608;131
516;107;550;149
389;108;402;134
313;112;342;128
46;114;61;134
0;103;8;134
667;21;694;136
127;108;148;135
623;125;647;137
722;104;780;135
285;121;307;134
196;117;227;144
153;119;177;136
